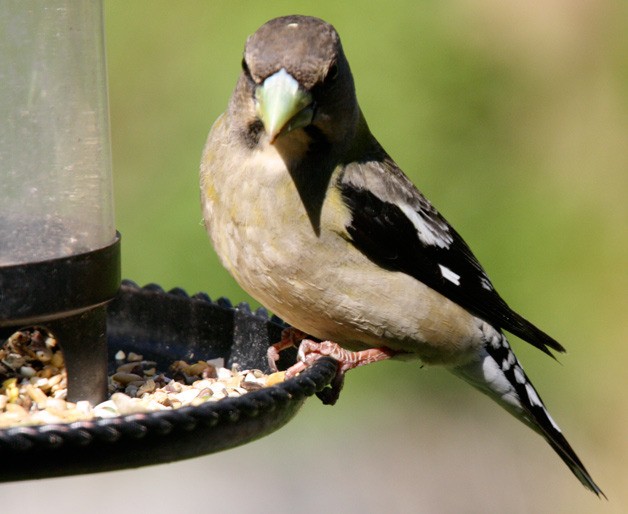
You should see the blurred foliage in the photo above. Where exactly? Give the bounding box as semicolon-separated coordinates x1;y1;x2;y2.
103;0;627;507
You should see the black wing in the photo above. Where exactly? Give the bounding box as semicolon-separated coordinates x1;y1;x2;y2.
339;158;565;356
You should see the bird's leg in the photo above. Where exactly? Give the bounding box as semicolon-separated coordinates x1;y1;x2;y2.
286;340;397;405
267;327;309;372
286;340;395;377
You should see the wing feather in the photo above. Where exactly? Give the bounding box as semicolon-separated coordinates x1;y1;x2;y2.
339;157;565;356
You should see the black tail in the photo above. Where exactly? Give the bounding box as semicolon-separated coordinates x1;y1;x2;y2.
539;422;605;498
453;333;604;497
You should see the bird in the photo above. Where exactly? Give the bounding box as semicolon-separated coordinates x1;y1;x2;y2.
200;15;603;496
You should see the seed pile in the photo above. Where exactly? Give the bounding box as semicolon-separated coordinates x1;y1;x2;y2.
0;328;285;428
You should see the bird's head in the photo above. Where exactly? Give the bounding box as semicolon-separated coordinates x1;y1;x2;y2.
233;15;359;154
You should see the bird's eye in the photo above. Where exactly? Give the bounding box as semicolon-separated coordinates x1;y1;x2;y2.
241;58;252;78
327;63;339;82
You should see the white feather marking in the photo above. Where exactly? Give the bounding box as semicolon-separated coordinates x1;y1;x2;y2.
398;204;452;249
438;264;461;285
481;357;521;409
513;365;526;384
545;410;562;432
482;358;509;393
501;351;517;372
525;383;543;408
480;276;493;291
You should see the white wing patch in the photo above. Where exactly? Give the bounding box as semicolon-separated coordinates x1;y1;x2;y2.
438;264;461;285
398;203;453;249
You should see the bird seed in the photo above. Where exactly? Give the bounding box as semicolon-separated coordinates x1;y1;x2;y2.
0;328;285;427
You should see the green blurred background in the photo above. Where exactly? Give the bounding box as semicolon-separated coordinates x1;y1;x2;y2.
5;1;627;512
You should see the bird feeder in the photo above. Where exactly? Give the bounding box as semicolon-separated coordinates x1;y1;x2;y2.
0;1;120;405
0;1;336;480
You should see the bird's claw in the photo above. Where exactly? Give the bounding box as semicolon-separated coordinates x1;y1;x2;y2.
266;327;309;372
266;346;281;373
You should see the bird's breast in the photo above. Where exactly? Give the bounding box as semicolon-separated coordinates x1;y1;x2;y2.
202;132;324;293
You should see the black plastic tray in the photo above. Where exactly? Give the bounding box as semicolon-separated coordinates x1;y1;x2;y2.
0;281;337;482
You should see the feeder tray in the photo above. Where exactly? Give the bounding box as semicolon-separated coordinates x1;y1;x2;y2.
0;281;338;482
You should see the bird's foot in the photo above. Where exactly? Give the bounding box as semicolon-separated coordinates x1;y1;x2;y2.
267;327;309;372
285;340;396;405
286;340;394;377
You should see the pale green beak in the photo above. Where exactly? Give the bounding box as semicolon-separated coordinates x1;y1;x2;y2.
255;68;313;142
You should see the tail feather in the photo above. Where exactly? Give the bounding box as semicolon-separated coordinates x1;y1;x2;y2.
451;329;604;497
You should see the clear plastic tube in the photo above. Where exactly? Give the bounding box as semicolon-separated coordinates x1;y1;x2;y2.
0;1;115;265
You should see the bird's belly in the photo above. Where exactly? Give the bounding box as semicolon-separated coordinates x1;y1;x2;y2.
218;216;480;365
